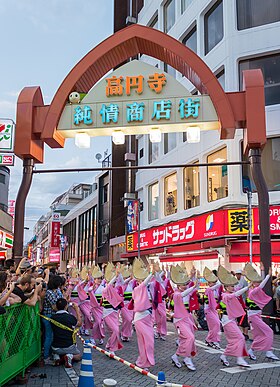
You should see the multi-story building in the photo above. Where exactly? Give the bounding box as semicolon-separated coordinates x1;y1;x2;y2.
117;0;280;272
32;183;92;268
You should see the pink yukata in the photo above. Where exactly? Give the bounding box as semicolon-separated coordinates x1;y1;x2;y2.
132;274;155;368
150;273;167;337
248;275;273;351
119;278;136;339
173;286;197;358
204;282;221;344
77;281;93;332
102;281;123;352
221;288;248;358
89;281;106;341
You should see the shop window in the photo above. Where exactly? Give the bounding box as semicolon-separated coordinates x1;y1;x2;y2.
164;133;176;154
102;184;109;203
164;173;177;215
184;162;200;209
181;0;194;14
148;182;159;220
242;137;280;192
207;147;228;202
237;0;280;30
239;54;280;106
164;0;176;33
149;141;159;163
205;0;224;54
182;25;197;53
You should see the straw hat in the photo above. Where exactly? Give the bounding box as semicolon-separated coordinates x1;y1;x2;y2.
170;264;190;285
243;263;262;282
104;262;116;282
120;264;132;279
91;265;103;279
69;267;79;278
203;267;218;283
132;258;149;280
217;265;238;286
80;266;90;281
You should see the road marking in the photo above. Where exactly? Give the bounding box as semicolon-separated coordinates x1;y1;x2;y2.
272;347;280;352
195;339;224;354
221;361;280;374
64;366;79;386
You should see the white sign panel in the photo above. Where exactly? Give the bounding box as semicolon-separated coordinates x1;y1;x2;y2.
0;119;15;153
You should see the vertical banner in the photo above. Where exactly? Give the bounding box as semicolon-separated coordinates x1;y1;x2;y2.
8;199;15;231
51;213;60;248
126;200;138;233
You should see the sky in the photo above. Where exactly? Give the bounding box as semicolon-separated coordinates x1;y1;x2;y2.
0;0;113;242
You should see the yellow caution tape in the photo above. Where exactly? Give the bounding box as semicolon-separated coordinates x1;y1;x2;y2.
39;314;79;344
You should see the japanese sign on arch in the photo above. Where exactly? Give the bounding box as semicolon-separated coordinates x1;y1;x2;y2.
57;60;219;138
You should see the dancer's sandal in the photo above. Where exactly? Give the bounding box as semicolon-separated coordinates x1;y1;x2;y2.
171;355;182;368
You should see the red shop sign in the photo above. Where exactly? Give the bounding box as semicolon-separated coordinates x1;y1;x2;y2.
51;221;60;248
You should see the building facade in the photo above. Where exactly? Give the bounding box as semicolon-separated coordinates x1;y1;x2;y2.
119;0;280;272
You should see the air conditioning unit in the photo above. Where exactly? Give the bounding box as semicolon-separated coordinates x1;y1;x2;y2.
126;16;137;25
92;183;98;191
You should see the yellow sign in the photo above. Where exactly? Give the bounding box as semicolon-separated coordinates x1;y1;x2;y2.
228;209;254;235
126;234;134;251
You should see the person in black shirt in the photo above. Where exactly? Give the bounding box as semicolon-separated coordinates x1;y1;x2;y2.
12;275;41;306
51;298;82;367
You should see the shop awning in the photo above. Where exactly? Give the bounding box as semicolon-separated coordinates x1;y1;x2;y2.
229;240;280;263
159;251;218;262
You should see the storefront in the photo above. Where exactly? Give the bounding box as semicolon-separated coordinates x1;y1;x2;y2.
0;227;14;262
122;205;280;272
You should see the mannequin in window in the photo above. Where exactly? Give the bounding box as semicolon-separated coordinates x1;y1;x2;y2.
166;191;176;215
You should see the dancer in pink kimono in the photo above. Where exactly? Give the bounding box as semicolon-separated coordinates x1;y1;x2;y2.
102;264;124;354
170;265;197;371
88;265;106;345
244;264;279;361
203;267;222;349
218;265;249;367
152;270;168;341
132;258;155;370
117;267;136;342
77;280;94;339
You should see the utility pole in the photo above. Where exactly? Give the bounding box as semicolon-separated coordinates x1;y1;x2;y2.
247;189;253;264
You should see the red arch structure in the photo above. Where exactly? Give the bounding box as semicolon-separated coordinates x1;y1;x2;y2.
13;25;270;282
15;24;266;162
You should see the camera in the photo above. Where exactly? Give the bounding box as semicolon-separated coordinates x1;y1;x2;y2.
69;302;73;307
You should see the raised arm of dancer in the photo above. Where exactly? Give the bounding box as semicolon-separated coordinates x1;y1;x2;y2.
234;286;249;297
259;274;270;289
208;281;221;291
181;284;196;298
144;273;153;286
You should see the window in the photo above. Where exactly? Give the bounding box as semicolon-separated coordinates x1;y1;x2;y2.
164;63;176;78
182;25;197;53
149;140;159;163
164;0;176;33
237;0;280;30
164;133;176;154
149;14;158;29
139;148;144;159
216;68;225;89
148;182;159;220
181;0;194;14
0;174;5;184
184;162;200;209
205;0;224;54
102;184;109;203
164;173;177;215
207;147;228;202
239;54;280;106
242;137;280;192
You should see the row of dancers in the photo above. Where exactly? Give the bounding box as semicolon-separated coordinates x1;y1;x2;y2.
66;259;279;371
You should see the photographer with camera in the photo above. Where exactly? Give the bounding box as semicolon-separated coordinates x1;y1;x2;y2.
51;298;82;368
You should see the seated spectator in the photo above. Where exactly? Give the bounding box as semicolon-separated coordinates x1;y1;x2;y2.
12;274;41;306
51;298;82;368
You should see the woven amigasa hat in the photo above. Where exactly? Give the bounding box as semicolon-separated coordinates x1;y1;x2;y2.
170;264;190;285
69;267;79;279
203;267;218;283
91;265;103;279
105;262;116;282
217;265;238;286
80;265;90;280
120;264;132;279
132;258;149;280
244;263;262;282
